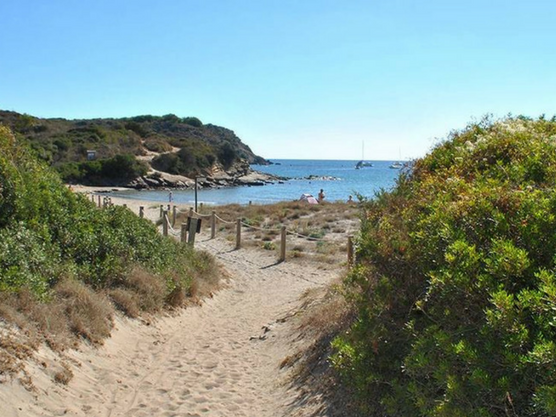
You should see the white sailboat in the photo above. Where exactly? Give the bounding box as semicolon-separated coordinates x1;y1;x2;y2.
355;142;373;169
390;147;403;169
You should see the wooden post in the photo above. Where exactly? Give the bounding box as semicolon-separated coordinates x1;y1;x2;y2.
279;226;287;262
172;205;177;226
98;195;101;208
236;218;242;249
188;218;200;246
211;211;216;239
162;211;168;236
347;236;354;268
195;177;198;212
188;207;193;219
181;223;187;243
139;206;144;218
159;205;163;218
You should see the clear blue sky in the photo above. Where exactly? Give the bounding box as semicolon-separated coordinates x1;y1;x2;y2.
1;1;555;160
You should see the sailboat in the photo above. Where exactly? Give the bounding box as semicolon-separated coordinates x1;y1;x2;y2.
389;147;404;169
355;142;373;169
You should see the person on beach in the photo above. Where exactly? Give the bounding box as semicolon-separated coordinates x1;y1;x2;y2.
168;191;173;203
347;195;354;204
318;189;325;203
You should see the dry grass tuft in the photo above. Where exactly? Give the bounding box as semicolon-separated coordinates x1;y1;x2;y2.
283;279;362;416
0;331;33;378
109;267;169;315
125;268;166;312
166;286;187;307
280;351;303;369
190;250;221;298
109;288;141;318
0;289;72;351
55;279;114;345
53;362;73;385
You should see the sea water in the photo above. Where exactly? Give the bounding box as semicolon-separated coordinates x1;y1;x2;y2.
108;159;404;206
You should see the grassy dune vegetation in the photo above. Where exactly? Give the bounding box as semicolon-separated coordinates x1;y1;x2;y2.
334;116;556;416
189;201;358;263
0;125;217;368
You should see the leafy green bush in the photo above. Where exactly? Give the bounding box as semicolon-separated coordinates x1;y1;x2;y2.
152;140;217;177
56;154;147;183
333;116;556;416
182;117;203;127
0;125;215;303
124;121;149;137
144;138;173;153
218;141;237;168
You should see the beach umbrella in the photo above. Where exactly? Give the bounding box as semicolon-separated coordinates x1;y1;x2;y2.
299;193;319;204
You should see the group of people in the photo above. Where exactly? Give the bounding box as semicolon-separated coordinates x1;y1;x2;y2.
317;189;355;204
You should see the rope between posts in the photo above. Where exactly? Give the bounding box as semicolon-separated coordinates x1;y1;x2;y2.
285;229;326;242
164;216;181;237
214;214;236;225
209;211;329;242
191;210;212;219
240;221;282;232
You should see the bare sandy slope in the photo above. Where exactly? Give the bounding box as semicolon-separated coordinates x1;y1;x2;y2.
0;233;342;416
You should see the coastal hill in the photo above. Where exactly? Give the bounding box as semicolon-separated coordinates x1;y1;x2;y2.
0;110;271;188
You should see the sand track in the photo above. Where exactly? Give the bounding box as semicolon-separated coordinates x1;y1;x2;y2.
0;236;339;417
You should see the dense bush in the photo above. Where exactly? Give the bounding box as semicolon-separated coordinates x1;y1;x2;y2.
333;116;556;416
152;140;217;177
0;124;214;304
182;117;203;127
143;137;173;153
56;154;148;184
218;141;238;168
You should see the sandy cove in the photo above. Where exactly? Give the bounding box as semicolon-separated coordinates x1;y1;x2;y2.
0;189;348;417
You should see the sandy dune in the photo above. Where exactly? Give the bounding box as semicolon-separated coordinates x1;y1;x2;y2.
0;230;342;416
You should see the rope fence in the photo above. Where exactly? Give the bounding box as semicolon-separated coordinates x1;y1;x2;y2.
91;196;357;267
186;208;356;266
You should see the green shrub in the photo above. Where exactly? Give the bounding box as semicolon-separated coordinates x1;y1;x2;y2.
334;116;556;416
144;138;173;153
56;154;147;183
0;125;215;308
152;140;216;177
218;141;237;168
182;117;203;127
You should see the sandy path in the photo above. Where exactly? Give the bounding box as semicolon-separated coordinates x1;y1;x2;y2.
0;236;338;417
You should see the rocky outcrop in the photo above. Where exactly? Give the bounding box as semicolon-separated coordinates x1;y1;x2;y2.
126;160;280;190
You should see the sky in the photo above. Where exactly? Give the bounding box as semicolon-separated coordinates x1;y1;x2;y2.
1;1;555;160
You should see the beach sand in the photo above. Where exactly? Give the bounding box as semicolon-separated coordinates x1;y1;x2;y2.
0;186;351;417
72;185;185;223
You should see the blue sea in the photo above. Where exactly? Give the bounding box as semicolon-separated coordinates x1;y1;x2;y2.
108;159;404;206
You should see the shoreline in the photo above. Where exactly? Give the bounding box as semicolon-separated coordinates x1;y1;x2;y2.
73;185;191;223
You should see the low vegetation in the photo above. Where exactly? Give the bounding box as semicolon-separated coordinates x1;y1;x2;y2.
333;116;556;416
187;201;359;263
0;125;218;377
